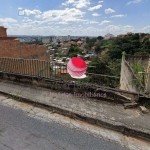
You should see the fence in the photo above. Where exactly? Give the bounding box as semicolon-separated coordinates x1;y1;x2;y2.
0;57;120;88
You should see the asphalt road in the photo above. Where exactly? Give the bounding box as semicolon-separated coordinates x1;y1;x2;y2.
0;104;127;150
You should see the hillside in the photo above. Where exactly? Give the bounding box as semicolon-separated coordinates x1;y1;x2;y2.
85;33;150;87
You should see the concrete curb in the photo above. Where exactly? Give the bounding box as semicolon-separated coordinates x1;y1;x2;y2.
0;90;150;142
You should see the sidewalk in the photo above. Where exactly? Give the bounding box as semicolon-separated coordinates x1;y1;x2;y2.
0;80;150;141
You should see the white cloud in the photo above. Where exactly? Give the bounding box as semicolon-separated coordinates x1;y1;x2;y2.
62;3;67;6
62;0;90;8
76;0;90;8
141;26;150;33
88;4;102;11
22;20;42;26
35;15;42;18
105;25;121;32
22;18;32;22
99;20;111;25
111;14;127;18
4;7;149;36
92;13;101;16
127;0;142;5
105;8;115;14
123;25;135;32
24;9;42;16
41;8;86;23
0;18;17;23
58;22;69;25
18;7;23;10
98;1;104;3
6;23;150;36
87;21;99;24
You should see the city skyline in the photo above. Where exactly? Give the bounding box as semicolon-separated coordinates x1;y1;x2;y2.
0;0;150;36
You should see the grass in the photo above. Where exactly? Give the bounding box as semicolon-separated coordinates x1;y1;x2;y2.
131;60;146;86
12;92;21;100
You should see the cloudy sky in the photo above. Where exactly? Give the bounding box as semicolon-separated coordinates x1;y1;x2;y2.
0;0;150;36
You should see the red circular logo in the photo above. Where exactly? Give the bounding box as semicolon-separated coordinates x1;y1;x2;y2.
67;57;87;79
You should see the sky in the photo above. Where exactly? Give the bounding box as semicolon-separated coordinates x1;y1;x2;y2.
0;0;150;36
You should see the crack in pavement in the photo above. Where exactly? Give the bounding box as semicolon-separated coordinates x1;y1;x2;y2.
0;142;14;150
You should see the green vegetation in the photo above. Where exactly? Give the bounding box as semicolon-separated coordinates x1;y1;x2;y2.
84;33;150;88
131;61;146;85
85;37;97;49
68;45;83;57
12;92;21;100
97;36;104;41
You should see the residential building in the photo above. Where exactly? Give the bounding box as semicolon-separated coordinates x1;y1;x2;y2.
104;33;115;40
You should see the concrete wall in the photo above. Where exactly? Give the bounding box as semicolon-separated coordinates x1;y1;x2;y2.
0;71;139;103
126;55;149;69
145;73;150;94
120;57;145;93
124;55;150;94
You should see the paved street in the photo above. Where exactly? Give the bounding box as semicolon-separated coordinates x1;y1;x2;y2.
0;103;127;150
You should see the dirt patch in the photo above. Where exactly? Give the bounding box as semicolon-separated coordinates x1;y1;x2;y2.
101;48;109;56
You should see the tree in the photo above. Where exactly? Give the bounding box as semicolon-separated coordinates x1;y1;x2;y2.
57;44;61;47
108;47;122;59
122;43;132;54
95;46;101;54
68;45;82;57
88;38;97;48
84;44;89;49
97;36;104;41
87;56;110;74
86;37;90;43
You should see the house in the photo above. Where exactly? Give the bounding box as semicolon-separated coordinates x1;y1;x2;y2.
57;69;68;74
61;43;71;47
77;41;83;46
42;38;50;44
104;33;115;40
91;46;96;52
117;34;126;38
70;41;77;45
127;32;132;35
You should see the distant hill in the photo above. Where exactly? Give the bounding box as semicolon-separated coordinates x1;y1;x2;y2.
86;33;150;59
